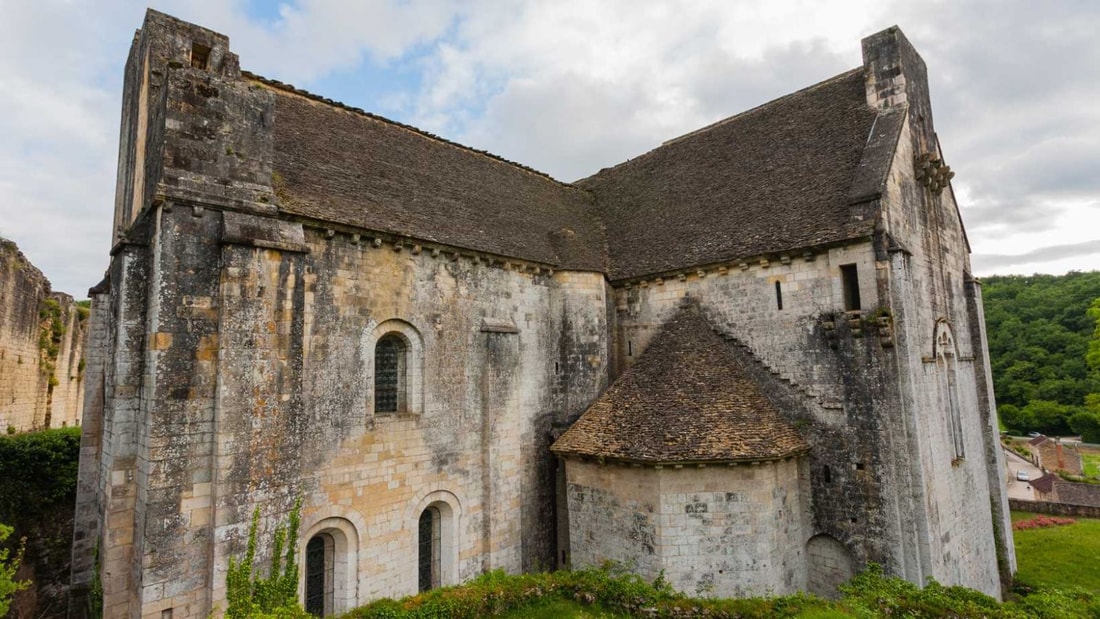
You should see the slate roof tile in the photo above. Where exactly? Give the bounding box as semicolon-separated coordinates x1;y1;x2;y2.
551;307;809;463
577;69;880;280
256;66;888;281
267;85;608;271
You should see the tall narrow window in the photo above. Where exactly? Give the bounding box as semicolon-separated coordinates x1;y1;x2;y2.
375;334;407;413
305;534;334;616
775;281;784;310
936;324;965;460
418;507;441;592
840;264;861;311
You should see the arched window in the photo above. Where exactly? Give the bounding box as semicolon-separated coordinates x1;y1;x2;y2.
418;507;441;592
407;491;460;593
935;321;965;460
305;533;334;616
375;334;407;413
366;320;423;416
299;516;359;616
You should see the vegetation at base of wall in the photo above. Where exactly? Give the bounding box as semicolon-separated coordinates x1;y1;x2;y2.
321;563;1100;619
982;272;1100;436
0;524;29;616
1007;442;1031;459
1012;511;1100;592
0;427;81;523
226;499;304;619
0;427;81;616
1056;470;1100;484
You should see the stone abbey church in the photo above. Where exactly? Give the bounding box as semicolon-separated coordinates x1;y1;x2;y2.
71;9;1016;618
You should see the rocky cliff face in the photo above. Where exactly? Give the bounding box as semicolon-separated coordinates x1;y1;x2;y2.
0;238;87;432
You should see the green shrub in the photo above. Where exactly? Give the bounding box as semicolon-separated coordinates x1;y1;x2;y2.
0;427;81;524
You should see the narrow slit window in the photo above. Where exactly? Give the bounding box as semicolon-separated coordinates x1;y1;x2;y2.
840;264;861;311
775;281;783;310
823;465;832;483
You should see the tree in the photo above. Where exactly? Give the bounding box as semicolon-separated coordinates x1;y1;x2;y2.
983;273;1100;432
1069;411;1100;444
1088;298;1100;381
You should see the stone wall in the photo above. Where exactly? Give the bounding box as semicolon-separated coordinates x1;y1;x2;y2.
603;119;1009;598
83;204;611;617
1008;498;1100;519
0;238;87;432
564;458;809;598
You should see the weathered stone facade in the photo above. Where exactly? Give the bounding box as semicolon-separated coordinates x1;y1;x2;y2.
0;238;86;432
71;11;1013;618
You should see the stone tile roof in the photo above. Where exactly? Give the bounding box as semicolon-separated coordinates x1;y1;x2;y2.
1031;472;1056;495
256;65;896;280
576;69;882;281
1028;436;1083;475
1053;478;1100;507
264;82;608;271
551;307;809;464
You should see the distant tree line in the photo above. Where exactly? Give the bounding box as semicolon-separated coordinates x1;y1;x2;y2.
982;271;1100;440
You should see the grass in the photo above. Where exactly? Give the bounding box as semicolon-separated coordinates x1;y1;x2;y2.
1012;510;1100;590
496;599;629;618
1082;453;1100;478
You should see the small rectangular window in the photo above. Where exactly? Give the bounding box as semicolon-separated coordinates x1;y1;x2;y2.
840;264;861;311
190;43;211;69
775;281;783;310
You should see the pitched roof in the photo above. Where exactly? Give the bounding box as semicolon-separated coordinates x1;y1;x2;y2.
576;69;882;280
266;84;608;271
1027;435;1049;447
1030;472;1056;494
258;64;897;280
1053;478;1100;507
551;306;809;463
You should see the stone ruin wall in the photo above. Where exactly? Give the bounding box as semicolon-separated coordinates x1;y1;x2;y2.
0;238;87;432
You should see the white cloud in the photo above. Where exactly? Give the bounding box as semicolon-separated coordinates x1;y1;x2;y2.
1;0;1098;294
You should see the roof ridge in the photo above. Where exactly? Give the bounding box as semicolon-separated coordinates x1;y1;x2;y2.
660;67;865;148
242;70;578;189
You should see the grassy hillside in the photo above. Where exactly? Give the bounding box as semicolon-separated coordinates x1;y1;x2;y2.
1012;511;1100;591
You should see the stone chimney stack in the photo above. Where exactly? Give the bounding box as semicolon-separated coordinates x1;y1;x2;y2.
861;26;936;151
111;10;241;245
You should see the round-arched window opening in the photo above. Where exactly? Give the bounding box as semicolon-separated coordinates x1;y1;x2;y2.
375;334;408;413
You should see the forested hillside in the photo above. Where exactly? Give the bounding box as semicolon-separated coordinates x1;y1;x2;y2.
982;271;1100;438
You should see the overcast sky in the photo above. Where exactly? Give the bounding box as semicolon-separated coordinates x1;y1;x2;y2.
1;0;1097;295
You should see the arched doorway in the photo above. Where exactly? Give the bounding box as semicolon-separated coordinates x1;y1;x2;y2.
806;534;855;598
305;533;334;616
418;507;441;592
